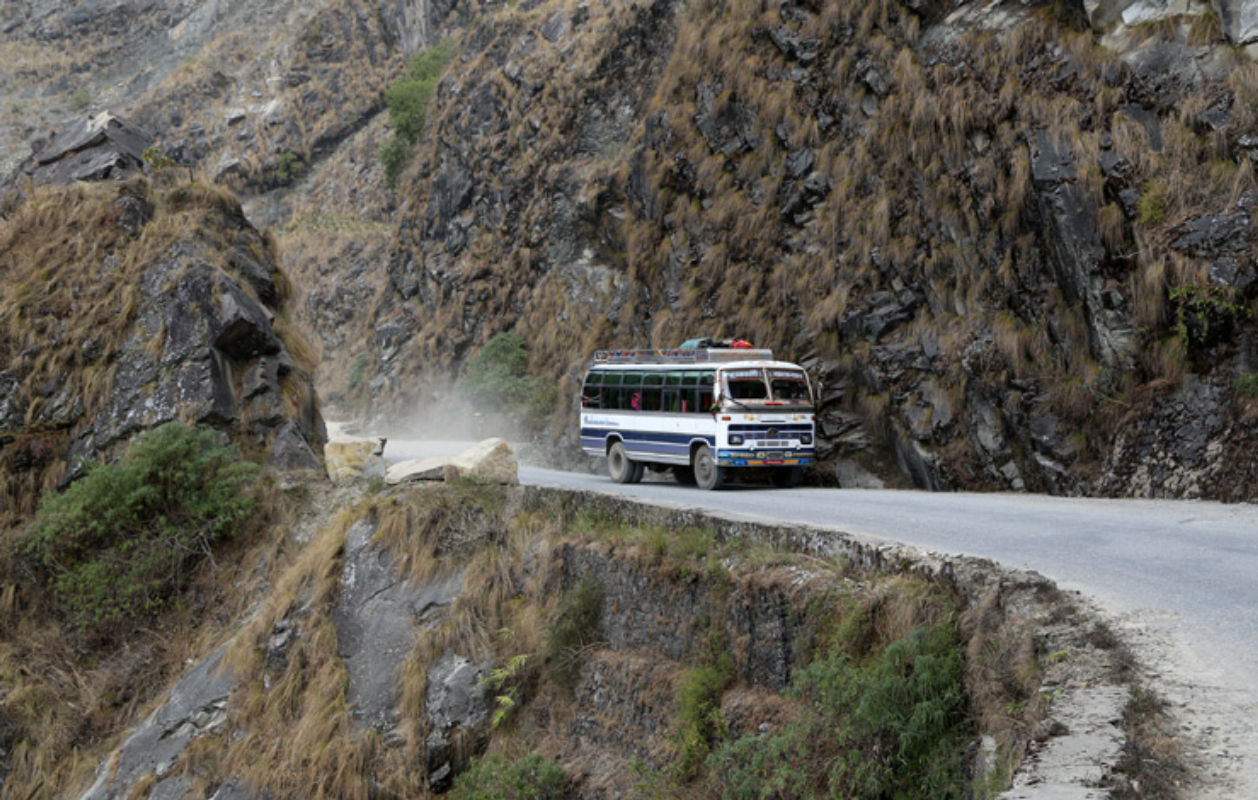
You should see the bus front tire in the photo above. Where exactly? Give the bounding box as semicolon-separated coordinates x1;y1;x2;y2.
693;445;724;490
608;442;643;484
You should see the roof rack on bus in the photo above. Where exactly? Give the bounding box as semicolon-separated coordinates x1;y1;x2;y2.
591;347;776;365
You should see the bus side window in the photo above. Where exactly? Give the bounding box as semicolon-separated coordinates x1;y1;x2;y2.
642;373;664;411
663;389;680;412
582;372;603;408
601;373;621;410
699;390;713;411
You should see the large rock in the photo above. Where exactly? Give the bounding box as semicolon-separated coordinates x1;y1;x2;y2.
443;438;518;484
25;111;151;186
386;439;519;485
325;438;387;483
79;647;236;800
333;519;464;733
425;653;490;792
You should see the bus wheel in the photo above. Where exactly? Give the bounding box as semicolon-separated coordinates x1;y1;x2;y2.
771;466;803;488
693;445;724;490
608;442;639;484
673;466;696;485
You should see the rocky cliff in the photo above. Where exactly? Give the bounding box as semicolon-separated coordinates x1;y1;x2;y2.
2;483;1144;800
356;0;1258;499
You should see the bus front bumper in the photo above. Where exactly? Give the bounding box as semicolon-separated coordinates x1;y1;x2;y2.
717;450;815;467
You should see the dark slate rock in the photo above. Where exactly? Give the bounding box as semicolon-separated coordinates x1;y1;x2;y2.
227;241;279;306
149;776;194;800
211;278;282;360
27;111;152;186
694;83;757;157
110;197;150;244
78;647;235;800
1209;258;1257;292
1170;208;1251;259
785;147;814;179
422;160;474;251
267;420;321;470
425;653;490;792
540;9;569;42
768;26;819;64
334;519;465;733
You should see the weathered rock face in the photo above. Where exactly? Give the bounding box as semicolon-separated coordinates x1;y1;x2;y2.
333;518;465;734
78;647;236;800
425;653;490;792
349;0;1255;499
0;178;324;518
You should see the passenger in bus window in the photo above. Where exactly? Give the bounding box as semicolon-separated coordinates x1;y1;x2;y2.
630;391;641;410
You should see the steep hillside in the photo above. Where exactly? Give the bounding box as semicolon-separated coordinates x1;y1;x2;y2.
358;0;1258;498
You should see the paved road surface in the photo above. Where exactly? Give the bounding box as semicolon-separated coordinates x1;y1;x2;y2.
385;439;1258;794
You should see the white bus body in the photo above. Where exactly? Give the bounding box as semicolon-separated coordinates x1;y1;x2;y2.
579;347;816;489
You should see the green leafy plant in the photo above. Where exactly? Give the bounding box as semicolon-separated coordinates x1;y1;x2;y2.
675;655;734;778
482;653;531;728
276;150;300;184
1137;180;1167;226
448;754;566;800
543;578;603;688
380;39;454;189
456;331;557;425
1169;283;1246;354
1235;373;1258;398
67;88;91;111
708;622;969;799
18;422;258;635
347;353;368;391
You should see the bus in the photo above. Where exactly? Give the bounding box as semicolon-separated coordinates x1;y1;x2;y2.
579;342;816;489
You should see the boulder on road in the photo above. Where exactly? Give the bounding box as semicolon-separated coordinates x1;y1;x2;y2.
385;439;519;486
443;438;518;485
325;438;387;484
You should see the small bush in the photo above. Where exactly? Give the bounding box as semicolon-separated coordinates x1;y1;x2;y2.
19;422;258;634
1137;180;1167;226
544;578;603;688
708;622;969;799
456;332;558;425
1236;373;1258;398
1170;283;1245;354
67;88;91;111
448;754;567;800
380;39;453;189
676;656;734;777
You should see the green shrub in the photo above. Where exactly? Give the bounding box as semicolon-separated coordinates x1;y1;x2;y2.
676;655;734;778
380;39;453;190
67;88;91;111
448;754;566;800
456;332;558;424
1236;373;1258;398
708;622;969;799
1137;180;1166;226
19;422;258;634
544;578;603;688
1170;283;1245;354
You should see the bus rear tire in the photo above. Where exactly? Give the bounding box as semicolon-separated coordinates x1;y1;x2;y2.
771;466;804;488
608;442;642;484
693;445;724;490
673;466;696;485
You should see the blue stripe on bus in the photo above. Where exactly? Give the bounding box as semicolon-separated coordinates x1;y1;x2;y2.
581;428;716;446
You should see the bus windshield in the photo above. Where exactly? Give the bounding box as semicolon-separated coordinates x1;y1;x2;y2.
768;369;812;405
723;369;769;401
721;368;813;407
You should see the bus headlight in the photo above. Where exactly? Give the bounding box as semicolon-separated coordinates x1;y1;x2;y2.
728;434;744;445
800;433;813;445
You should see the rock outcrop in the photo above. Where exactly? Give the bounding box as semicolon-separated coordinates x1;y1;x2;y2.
0;176;324;518
78;647;236;800
24;111;151;186
386;438;519;485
